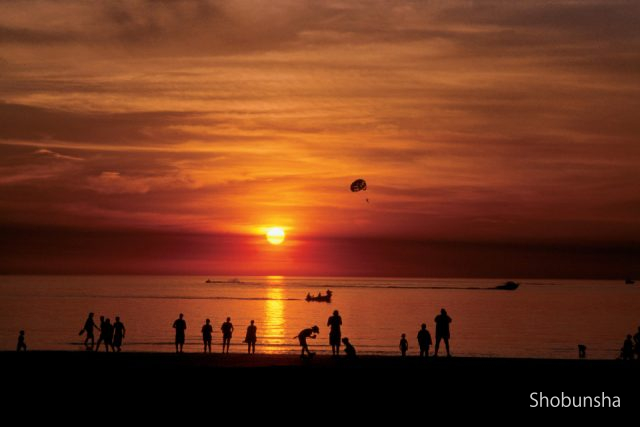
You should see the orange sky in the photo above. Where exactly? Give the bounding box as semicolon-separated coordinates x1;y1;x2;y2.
1;1;639;276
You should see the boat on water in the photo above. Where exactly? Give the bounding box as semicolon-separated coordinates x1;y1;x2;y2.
495;281;519;290
305;290;333;302
205;278;241;284
625;278;635;285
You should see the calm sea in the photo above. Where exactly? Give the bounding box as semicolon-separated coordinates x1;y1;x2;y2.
0;276;637;359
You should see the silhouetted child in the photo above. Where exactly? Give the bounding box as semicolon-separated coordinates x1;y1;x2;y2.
221;317;234;354
244;320;257;354
400;333;408;357
417;323;432;358
342;337;356;359
17;330;27;352
621;335;634;360
202;319;213;353
578;344;586;359
295;325;319;358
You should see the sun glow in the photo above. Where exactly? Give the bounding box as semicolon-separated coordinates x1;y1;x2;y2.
266;227;285;245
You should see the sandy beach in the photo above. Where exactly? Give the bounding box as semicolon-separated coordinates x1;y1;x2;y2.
3;351;637;418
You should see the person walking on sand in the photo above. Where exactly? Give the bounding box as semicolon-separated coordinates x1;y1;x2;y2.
112;316;126;352
173;313;187;353
327;310;342;356
417;323;432;358
17;330;27;352
201;319;213;353
295;325;319;358
94;315;107;352
221;317;234;354
80;312;100;350
245;320;257;354
399;333;408;357
434;308;452;357
101;318;114;352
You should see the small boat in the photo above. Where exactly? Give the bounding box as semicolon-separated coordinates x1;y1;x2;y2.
305;292;332;302
495;281;519;291
625;278;635;285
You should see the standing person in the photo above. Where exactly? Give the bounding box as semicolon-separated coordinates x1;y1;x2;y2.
112;316;126;352
80;312;100;351
327;310;343;356
434;308;452;357
633;326;640;360
201;319;213;353
173;313;187;353
399;333;408;357
17;330;27;352
245;320;257;354
102;318;114;352
94;315;107;352
221;317;234;354
295;326;319;358
621;335;634;360
417;323;432;358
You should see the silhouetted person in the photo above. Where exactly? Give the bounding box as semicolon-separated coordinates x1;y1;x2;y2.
245;320;257;354
327;310;342;356
622;335;634;360
102;318;114;352
221;317;234;353
113;316;126;352
342;337;356;359
80;312;100;350
399;333;408;357
94;315;107;352
326;289;333;299
17;330;27;352
295;325;319;358
417;323;432;358
434;308;452;357
201;319;213;353
578;344;586;359
173;313;187;353
634;327;640;360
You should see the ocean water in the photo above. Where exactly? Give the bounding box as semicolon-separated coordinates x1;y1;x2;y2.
0;276;638;359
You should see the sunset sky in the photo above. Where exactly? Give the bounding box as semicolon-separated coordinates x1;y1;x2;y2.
1;0;639;277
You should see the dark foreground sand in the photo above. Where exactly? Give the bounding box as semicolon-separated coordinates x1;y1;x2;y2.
2;351;637;417
1;350;636;370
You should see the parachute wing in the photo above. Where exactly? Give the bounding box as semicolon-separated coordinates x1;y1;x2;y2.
350;179;367;192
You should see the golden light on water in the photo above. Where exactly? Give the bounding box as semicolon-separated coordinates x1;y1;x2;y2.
263;278;286;354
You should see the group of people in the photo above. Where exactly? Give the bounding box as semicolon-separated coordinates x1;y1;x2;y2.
79;312;126;352
173;314;257;354
400;308;453;358
620;327;640;360
17;308;637;361
295;309;356;359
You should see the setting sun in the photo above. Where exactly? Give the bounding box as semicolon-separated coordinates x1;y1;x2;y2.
266;227;285;245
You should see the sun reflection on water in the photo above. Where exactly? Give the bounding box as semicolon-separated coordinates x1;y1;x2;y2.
262;276;286;353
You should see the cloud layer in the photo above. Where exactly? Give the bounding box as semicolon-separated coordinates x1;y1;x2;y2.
1;1;639;274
